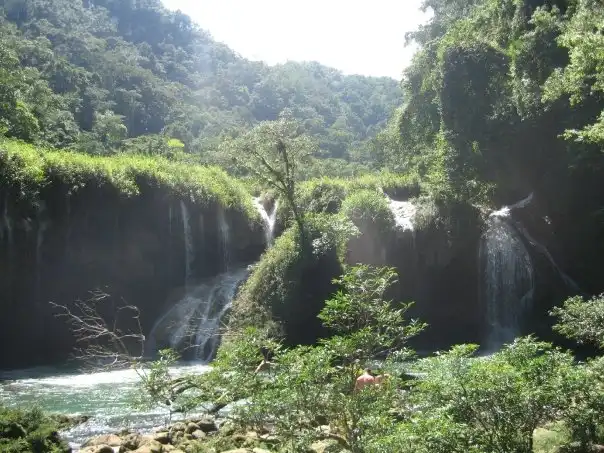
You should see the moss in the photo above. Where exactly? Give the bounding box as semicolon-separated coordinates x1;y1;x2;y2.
230;214;358;345
0;138;259;221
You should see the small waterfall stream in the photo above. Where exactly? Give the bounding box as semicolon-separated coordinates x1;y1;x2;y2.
147;267;248;361
253;197;279;245
217;208;230;270
388;198;417;232
180;201;194;286
36;205;50;302
481;192;578;350
481;209;534;350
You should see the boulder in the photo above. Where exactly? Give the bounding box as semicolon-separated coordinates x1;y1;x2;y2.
82;434;123;448
132;445;163;453
185;422;199;434
193;417;218;433
170;422;187;432
191;429;206;440
136;438;164;453
121;433;144;451
153;432;170;444
80;446;115;453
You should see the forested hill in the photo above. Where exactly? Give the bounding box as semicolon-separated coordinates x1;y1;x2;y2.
0;0;402;163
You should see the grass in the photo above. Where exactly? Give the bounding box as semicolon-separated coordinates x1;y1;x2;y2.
0;138;259;221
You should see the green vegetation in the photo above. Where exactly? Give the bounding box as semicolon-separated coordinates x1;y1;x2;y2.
230;214;359;343
0;406;68;453
0;138;259;219
341;190;395;233
122;269;604;453
0;0;401;173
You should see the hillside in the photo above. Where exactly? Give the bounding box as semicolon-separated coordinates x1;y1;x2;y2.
0;0;402;168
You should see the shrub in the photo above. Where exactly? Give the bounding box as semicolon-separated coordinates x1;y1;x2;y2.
0;406;68;453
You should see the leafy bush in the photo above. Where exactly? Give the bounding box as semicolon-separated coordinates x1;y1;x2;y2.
407;338;575;453
341;189;395;233
0;406;68;453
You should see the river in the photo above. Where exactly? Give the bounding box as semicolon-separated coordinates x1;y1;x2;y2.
0;362;210;450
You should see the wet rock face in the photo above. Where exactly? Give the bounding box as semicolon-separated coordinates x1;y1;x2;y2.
348;200;485;350
0;183;264;370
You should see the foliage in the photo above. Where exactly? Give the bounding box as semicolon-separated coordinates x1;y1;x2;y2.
230;214;359;343
0;138;258;219
0;406;69;453
406;338;576;453
551;294;604;349
197;264;425;453
0;0;401;166
340;190;395;233
225;111;317;234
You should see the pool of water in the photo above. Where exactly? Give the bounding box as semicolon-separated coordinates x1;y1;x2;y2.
0;363;210;450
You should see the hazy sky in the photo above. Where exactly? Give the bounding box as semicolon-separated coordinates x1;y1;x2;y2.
162;0;432;79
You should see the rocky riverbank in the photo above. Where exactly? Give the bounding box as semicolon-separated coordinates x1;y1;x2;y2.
77;414;347;453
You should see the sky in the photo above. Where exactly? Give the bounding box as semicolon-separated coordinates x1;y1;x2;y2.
161;0;432;80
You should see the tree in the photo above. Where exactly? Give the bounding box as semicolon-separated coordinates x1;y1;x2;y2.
192;265;425;453
551;294;604;349
225;110;317;239
406;338;575;453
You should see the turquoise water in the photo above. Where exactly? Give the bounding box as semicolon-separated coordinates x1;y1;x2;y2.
0;363;210;450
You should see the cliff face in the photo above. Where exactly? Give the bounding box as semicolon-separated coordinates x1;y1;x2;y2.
346;200;485;350
0;142;264;369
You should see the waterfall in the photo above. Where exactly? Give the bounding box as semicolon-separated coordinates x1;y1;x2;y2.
253;197;279;245
147;267;248;362
36;205;50;301
217;208;230;270
180;201;193;286
388;198;417;232
1;194;13;254
378;188;417;232
481;211;534;350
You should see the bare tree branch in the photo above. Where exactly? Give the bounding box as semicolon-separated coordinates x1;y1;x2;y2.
50;290;145;371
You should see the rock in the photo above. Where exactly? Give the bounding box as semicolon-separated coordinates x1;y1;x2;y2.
219;450;253;453
191;429;206;440
163;445;175;452
252;449;274;453
132;445;163;453
121;433;144;451
194;417;218;433
83;434;123;448
170;430;185;445
80;446;115;453
136;438;164;453
154;432;170;444
170;422;187;432
185;422;199;434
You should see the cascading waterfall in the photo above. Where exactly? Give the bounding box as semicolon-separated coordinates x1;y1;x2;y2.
481;208;534;350
180;201;193;286
380;188;417;233
36;205;50;302
388;198;417;232
217;208;230;269
253;197;279;245
147;267;248;362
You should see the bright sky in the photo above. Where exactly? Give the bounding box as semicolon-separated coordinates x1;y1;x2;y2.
161;0;432;79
